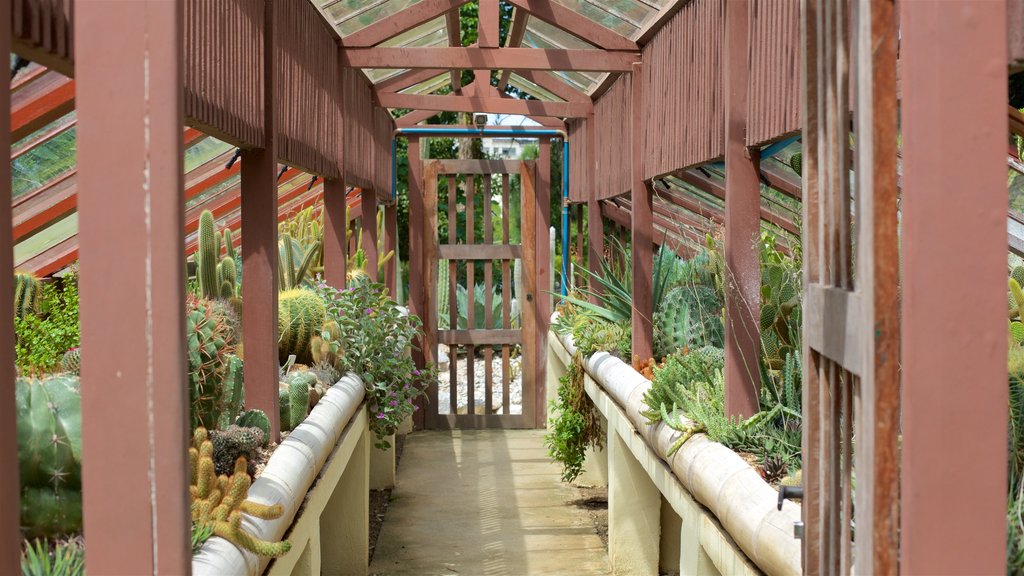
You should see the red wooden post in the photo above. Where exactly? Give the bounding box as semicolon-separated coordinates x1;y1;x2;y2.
324;47;347;290
384;202;398;296
900;1;1008;572
722;0;760;418
630;63;654;362
241;0;279;439
360;188;379;281
0;0;18;571
323;179;348;288
477;0;500;48
407;137;427;429
535;138;553;425
76;0;190;572
586;113;602;303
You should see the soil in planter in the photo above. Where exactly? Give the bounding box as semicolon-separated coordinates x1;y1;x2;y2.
368;434;405;564
571;485;608;550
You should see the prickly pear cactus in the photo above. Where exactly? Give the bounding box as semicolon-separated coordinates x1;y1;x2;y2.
16;374;82;538
14;272;42;319
278;289;325;364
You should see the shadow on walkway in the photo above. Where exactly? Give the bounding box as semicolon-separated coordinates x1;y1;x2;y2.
368;430;610;576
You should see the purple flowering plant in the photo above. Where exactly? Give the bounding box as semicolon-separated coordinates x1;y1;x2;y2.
312;278;435;449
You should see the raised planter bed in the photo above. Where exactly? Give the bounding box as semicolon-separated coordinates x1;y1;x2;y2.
193;373;369;576
549;330;803;576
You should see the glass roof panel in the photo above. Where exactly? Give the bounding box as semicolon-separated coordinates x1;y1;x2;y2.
365;17;449;84
525;17;598;50
184;137;232;173
319;0;422;37
508;73;565;102
12;112;77;200
15;212;77;268
402;73;451;95
546;0;639;37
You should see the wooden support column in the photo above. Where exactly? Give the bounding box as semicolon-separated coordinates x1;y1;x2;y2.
0;0;16;571
76;0;190;572
407;137;428;429
900;1;1007;572
241;0;279;439
323;179;348;287
586;113;602;303
384;202;398;296
630;62;654;361
360;188;379;281
723;0;760;418
324;48;347;289
535;138;553;425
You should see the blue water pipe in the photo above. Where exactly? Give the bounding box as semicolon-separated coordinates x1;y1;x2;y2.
392;126;571;300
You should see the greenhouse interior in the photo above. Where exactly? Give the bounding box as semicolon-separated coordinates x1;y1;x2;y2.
1;0;1022;575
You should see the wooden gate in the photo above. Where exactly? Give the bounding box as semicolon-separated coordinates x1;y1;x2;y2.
801;0;900;573
422;159;537;429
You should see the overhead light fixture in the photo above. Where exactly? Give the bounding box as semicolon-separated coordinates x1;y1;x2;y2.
473;113;487;128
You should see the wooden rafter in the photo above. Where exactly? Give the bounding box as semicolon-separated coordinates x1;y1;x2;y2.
341;0;471;47
511;70;590;102
342;47;641;72
376;90;591;117
445;9;462;89
674;169;799;236
496;8;529;91
375;68;449;93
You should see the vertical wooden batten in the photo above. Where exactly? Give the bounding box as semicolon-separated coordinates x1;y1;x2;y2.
240;0;280;439
722;0;761;418
76;0;190;572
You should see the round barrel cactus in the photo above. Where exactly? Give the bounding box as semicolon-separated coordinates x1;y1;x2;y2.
278;289;325;364
16;374;82;537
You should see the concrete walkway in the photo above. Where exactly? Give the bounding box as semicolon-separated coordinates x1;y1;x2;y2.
369;430;611;576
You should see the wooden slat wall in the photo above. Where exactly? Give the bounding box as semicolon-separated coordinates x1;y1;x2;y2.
1011;0;1024;71
566;117;590;203
12;0;74;74
640;0;724;180
275;0;340;178
747;0;800;146
373;107;395;201
344;67;376;191
593;75;631;199
184;0;264;148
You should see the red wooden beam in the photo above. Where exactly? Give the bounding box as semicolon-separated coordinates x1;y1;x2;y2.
503;0;639;51
375;68;449;93
478;0;500;48
376;90;592;117
10;73;75;141
342;0;471;47
676;169;800;235
496;8;529;91
343;47;641;73
511;70;591;102
445;9;463;89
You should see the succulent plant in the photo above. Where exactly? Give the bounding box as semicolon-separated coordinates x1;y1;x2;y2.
235;409;271;445
16;374;82;538
789;152;802;176
278;289;325;364
190;428;291;558
186;295;240;430
196;210;220;300
437;260;450;329
654;288;692;360
59;348;80;376
309;320;342;371
278;233;322;291
278;372;315;432
761;454;789;484
210;425;264;477
15;272;42;319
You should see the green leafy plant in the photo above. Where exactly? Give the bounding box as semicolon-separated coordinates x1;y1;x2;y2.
545;356;603;482
20;538;84;576
14;272;80;376
312;278;431;448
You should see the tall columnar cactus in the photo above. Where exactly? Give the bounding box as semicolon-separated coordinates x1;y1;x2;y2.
278;234;322;290
437;259;450;329
187;295;239;429
218;256;237;298
278;372;315;432
16;374;83;537
14;272;42;319
653;288;693;359
196;210;220;299
190;428;291;558
1012;278;1024;322
278;289;326;363
215;355;245;430
223;228;236;261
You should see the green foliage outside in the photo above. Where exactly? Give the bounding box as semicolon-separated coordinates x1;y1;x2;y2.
20;538;84;576
15;272;80;376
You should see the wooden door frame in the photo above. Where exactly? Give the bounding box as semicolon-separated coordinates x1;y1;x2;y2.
421;159;540;429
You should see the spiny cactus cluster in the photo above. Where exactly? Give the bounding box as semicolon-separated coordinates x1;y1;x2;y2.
278;289;325;364
15;272;42;320
309;320;342;372
194;211;241;302
190;428;291;558
187;294;241;429
1008;267;1024;344
278;371;317;432
760;261;801;370
59;348;80;376
16;374;83;538
211;425;265;477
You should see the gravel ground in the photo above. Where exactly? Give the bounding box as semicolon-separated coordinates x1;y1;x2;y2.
436;350;523;415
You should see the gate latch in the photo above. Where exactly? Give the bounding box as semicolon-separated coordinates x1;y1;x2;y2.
778;485;804;540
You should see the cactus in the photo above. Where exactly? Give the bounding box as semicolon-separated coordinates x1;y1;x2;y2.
790;152;802;176
278;233;322;290
186;295;239;430
654;288;692;359
310;320;342;371
16;374;83;538
218;257;237;298
437;260;450;329
60;348;81;376
196;210;220;299
223;228;236;261
190;428;291;558
278;289;325;363
279;372;315;432
14;272;42;319
1012;278;1024;322
216;355;245;430
210;425;265;476
235;409;271;445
